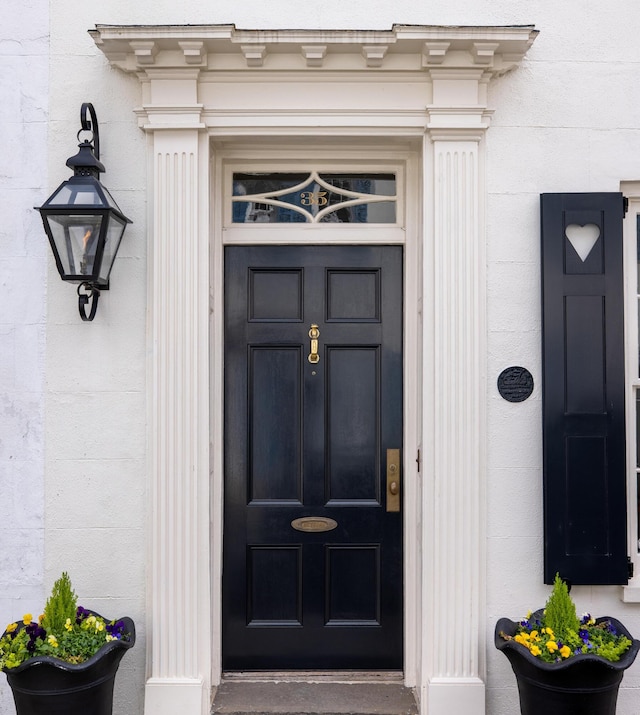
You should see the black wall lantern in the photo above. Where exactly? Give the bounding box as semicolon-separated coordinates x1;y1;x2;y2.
37;103;132;321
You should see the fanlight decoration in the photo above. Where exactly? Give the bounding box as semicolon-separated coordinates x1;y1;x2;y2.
232;171;397;224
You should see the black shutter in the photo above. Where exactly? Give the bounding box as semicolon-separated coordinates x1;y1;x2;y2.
541;192;628;585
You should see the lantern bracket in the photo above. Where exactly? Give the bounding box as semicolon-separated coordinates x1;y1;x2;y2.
79;102;100;161
77;281;103;322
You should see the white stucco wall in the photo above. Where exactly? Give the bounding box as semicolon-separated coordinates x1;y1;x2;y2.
0;1;48;712
3;2;640;715
485;11;640;712
44;6;147;714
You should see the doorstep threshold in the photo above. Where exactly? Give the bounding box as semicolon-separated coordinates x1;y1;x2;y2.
212;677;418;715
222;671;404;684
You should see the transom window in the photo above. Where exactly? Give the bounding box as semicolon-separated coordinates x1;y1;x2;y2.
232;171;396;224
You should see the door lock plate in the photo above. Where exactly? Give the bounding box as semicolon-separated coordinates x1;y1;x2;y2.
386;448;400;512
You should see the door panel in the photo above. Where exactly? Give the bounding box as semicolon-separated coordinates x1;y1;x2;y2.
223;245;403;669
249;347;303;502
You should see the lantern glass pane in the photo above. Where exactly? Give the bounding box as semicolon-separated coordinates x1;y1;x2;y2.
47;214;103;278
98;214;127;283
48;182;103;206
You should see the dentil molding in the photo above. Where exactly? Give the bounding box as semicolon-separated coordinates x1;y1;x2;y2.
91;24;538;135
90;24;538;76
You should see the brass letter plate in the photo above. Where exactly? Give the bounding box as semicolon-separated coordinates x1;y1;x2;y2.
291;517;338;533
386;448;401;512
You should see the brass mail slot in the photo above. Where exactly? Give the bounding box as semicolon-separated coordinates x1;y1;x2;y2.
291;517;338;533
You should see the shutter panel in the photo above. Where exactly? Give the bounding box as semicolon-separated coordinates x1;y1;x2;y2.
541;192;628;585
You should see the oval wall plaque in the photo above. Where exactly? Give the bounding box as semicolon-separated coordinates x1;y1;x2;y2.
291;517;338;533
497;366;534;403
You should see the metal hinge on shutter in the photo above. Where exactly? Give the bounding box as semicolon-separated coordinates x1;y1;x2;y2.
628;557;634;579
624;196;629;217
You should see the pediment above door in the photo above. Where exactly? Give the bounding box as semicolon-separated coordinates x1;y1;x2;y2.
90;24;538;135
91;23;537;74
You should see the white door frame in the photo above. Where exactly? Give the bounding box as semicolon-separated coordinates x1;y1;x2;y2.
211;149;421;682
91;24;538;715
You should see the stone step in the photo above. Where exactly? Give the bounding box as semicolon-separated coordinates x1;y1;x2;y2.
211;680;418;715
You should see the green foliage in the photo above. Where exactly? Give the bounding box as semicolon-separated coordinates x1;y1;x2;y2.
544;573;580;642
41;572;77;635
500;573;634;664
0;572;130;671
586;622;632;662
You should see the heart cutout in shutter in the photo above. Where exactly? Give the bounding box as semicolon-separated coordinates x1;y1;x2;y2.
565;223;601;262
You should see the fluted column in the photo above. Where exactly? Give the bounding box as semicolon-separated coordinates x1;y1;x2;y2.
422;103;489;713
144;127;211;715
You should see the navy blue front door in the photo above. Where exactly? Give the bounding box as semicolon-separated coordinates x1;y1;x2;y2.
223;245;403;669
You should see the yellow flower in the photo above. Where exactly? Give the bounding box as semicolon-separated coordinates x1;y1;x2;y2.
545;627;555;638
546;640;559;653
38;614;45;624
515;634;528;646
529;630;539;641
95;621;104;632
47;635;59;648
64;618;73;632
6;622;18;633
560;645;571;658
530;645;542;657
22;614;33;625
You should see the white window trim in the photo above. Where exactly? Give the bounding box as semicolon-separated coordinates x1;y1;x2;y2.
223;160;406;240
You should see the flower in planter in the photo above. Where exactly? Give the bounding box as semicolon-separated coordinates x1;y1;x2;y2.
0;572;131;671
499;573;633;663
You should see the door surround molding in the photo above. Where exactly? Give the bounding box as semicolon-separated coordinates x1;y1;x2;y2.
91;24;538;715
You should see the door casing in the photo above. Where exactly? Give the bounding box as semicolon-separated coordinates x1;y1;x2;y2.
210;145;423;684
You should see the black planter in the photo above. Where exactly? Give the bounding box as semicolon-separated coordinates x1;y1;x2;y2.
4;615;135;715
495;614;640;715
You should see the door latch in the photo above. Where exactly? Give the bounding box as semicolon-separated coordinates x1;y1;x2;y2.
386;448;400;512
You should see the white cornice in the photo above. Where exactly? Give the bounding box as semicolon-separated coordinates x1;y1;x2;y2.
90;24;537;76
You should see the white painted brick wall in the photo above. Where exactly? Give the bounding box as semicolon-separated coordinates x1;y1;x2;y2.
3;2;640;714
0;0;48;712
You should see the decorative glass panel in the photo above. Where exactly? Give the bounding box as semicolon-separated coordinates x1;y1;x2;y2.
232;171;396;224
48;214;103;277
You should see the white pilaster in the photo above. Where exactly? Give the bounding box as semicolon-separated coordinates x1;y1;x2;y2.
144;125;211;715
421;103;488;713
